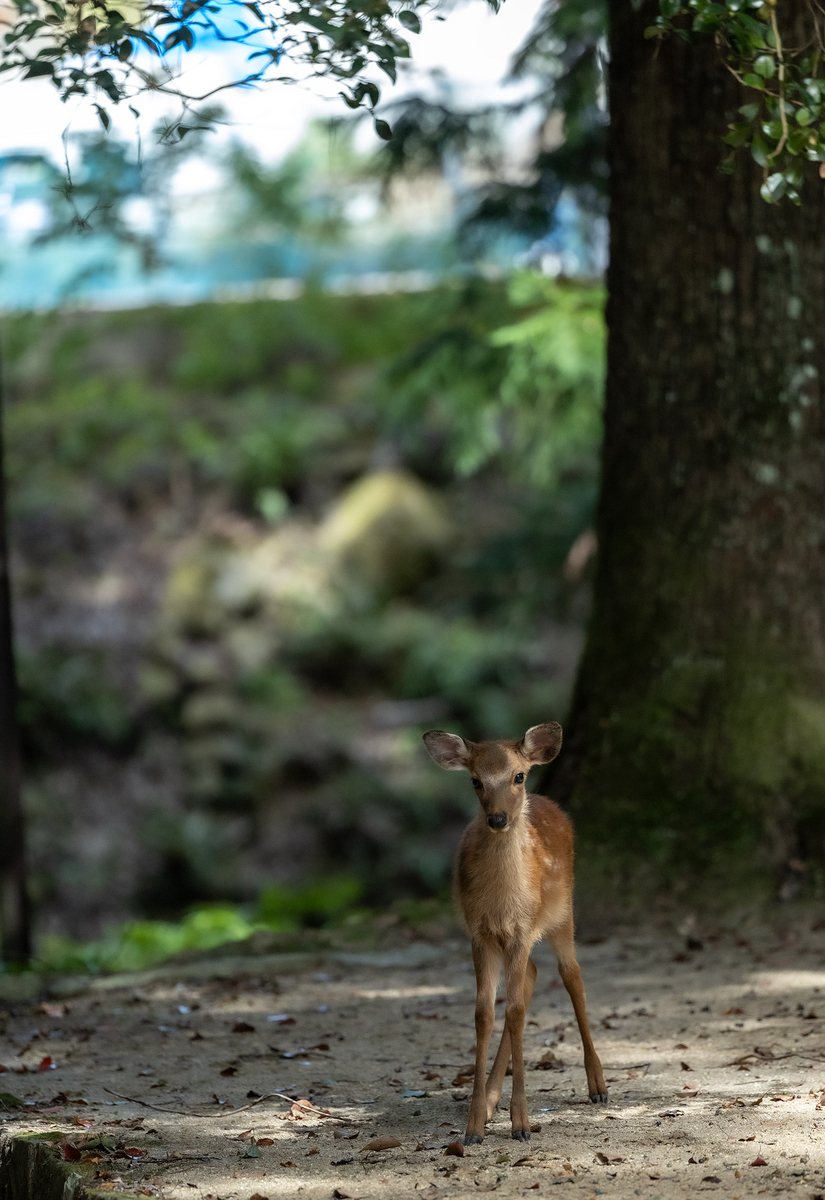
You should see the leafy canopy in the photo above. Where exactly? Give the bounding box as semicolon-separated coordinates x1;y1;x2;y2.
649;0;825;203
0;0;453;138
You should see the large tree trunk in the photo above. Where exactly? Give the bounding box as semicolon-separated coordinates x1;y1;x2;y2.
554;0;825;898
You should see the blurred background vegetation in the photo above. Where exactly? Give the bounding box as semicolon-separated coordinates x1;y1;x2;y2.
4;273;603;968
0;0;613;971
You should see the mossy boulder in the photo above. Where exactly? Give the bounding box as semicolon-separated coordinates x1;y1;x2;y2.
319;470;450;604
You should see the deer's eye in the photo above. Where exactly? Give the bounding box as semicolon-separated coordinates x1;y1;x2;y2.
514;772;525;785
471;777;482;790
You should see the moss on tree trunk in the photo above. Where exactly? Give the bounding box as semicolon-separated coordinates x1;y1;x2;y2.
553;0;825;899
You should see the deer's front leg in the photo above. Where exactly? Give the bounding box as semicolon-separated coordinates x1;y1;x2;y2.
504;943;532;1141
465;939;499;1146
485;956;537;1120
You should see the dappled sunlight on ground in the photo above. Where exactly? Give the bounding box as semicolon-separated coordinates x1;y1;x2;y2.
2;920;825;1196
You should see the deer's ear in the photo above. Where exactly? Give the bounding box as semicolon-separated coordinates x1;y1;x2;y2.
521;722;562;765
422;730;471;771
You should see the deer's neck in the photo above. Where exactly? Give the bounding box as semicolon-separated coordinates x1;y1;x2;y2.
459;804;539;942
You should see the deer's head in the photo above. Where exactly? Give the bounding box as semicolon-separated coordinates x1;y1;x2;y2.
422;724;562;832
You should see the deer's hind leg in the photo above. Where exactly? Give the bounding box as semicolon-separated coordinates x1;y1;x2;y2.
484;956;537;1120
547;917;607;1103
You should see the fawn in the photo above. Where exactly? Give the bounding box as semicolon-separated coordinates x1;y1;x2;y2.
423;721;607;1144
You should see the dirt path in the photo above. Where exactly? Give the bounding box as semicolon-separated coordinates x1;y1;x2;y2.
2;923;825;1198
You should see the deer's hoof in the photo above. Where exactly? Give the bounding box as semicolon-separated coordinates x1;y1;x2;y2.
590;1092;609;1104
464;1134;484;1146
511;1128;531;1142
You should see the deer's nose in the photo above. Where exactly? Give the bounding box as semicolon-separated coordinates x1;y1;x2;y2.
487;812;508;830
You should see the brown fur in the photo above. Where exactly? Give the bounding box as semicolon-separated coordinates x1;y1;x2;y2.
423;723;607;1144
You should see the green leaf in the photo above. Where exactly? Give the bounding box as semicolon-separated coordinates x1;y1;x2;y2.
374;117;393;140
659;0;681;17
787;127;809;155
796;106;814;126
750;134;769;166
398;9;420;33
243;1144;262;1158
23;58;53;76
738;102;759;121
723;122;750;147
742;73;764;90
753;53;775;78
760;171;785;202
163;25;194;50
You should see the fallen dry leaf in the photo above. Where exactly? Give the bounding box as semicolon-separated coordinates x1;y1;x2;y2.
360;1136;401;1153
680;1061;692;1071
232;1021;255;1033
333;1129;359;1140
722;1008;744;1016
257;1138;274;1147
250;1194;270;1200
332;1189;363;1199
751;1155;768;1167
770;1094;794;1102
38;1003;67;1019
702;1176;721;1184
536;1050;565;1071
444;1141;464;1157
220;1067;237;1077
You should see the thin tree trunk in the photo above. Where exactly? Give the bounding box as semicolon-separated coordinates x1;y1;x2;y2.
552;0;825;898
0;336;29;962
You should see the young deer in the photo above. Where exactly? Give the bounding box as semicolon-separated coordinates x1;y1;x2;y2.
423;722;607;1144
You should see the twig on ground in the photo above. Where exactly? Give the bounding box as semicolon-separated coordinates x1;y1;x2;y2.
724;1047;825;1067
101;1087;355;1122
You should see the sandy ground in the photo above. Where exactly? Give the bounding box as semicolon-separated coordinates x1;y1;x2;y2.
2;921;825;1199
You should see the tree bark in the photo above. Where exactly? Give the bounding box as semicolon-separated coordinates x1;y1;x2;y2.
553;0;825;897
0;340;29;962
